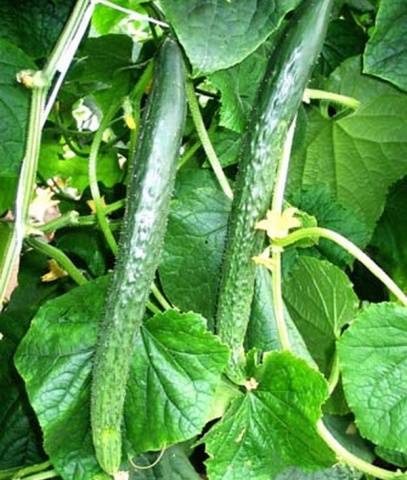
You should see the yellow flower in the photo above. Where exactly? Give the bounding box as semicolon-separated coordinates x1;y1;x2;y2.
256;207;301;239
41;260;67;283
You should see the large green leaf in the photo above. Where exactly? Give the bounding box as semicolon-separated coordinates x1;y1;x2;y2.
159;0;300;75
0;40;35;177
125;310;229;453
160;171;231;327
284;257;358;374
288;94;407;235
0;0;75;59
204;351;335;479
15;278;228;479
364;0;407;91
338;302;407;453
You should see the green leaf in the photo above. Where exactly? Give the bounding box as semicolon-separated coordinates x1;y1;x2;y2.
14;277;111;480
246;266;314;366
284;257;358;374
276;466;361;479
204;351;335;479
125;310;229;453
207;128;241;168
55;231;107;277
0;40;35;177
291;186;370;266
0;177;18;215
38;141;122;194
209;38;274;132
338;302;407;453
276;415;373;479
159;0;301;75
0;0;75;59
15;277;228;478
288;95;407;235
315;19;367;77
92;1;148;35
364;0;407;91
326;55;399;106
375;446;407;468
129;445;200;479
160;171;231;327
371;179;407;297
0;339;44;470
0;252;59;470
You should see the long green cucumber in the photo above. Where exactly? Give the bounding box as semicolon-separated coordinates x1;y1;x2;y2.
216;0;334;379
91;38;186;475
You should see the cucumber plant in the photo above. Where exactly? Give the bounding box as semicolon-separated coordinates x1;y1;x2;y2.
1;1;407;480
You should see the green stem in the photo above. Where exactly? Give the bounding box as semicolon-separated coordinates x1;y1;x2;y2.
269;118;297;351
185;80;233;200
0;461;52;480
271;117;297;214
88;104;121;256
177;140;201;169
317;421;404;479
275;227;407;306
146;301;161;316
0;88;47;307
38;199;126;233
271;249;290;350
327;350;340;395
18;470;58;480
304;88;361;110
151;283;172;310
26;237;88;286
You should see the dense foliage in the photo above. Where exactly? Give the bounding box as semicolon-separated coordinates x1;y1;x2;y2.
1;1;407;479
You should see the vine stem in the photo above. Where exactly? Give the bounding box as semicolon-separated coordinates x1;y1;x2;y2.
303;89;361;110
317;421;403;480
0;461;51;480
26;237;88;286
15;470;58;480
185;80;234;200
0;88;46;308
88;103;121;256
275;227;407;306
269;117;297;351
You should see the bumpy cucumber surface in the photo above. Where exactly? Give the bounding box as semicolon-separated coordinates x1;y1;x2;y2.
91;38;186;475
216;0;334;378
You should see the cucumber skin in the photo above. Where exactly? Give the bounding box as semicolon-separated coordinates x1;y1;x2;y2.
216;0;334;377
91;38;186;475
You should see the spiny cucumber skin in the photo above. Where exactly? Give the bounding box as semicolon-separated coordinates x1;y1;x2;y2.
216;0;334;379
91;38;186;475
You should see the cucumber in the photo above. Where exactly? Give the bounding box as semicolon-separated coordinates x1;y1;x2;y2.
91;38;186;475
216;0;334;378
